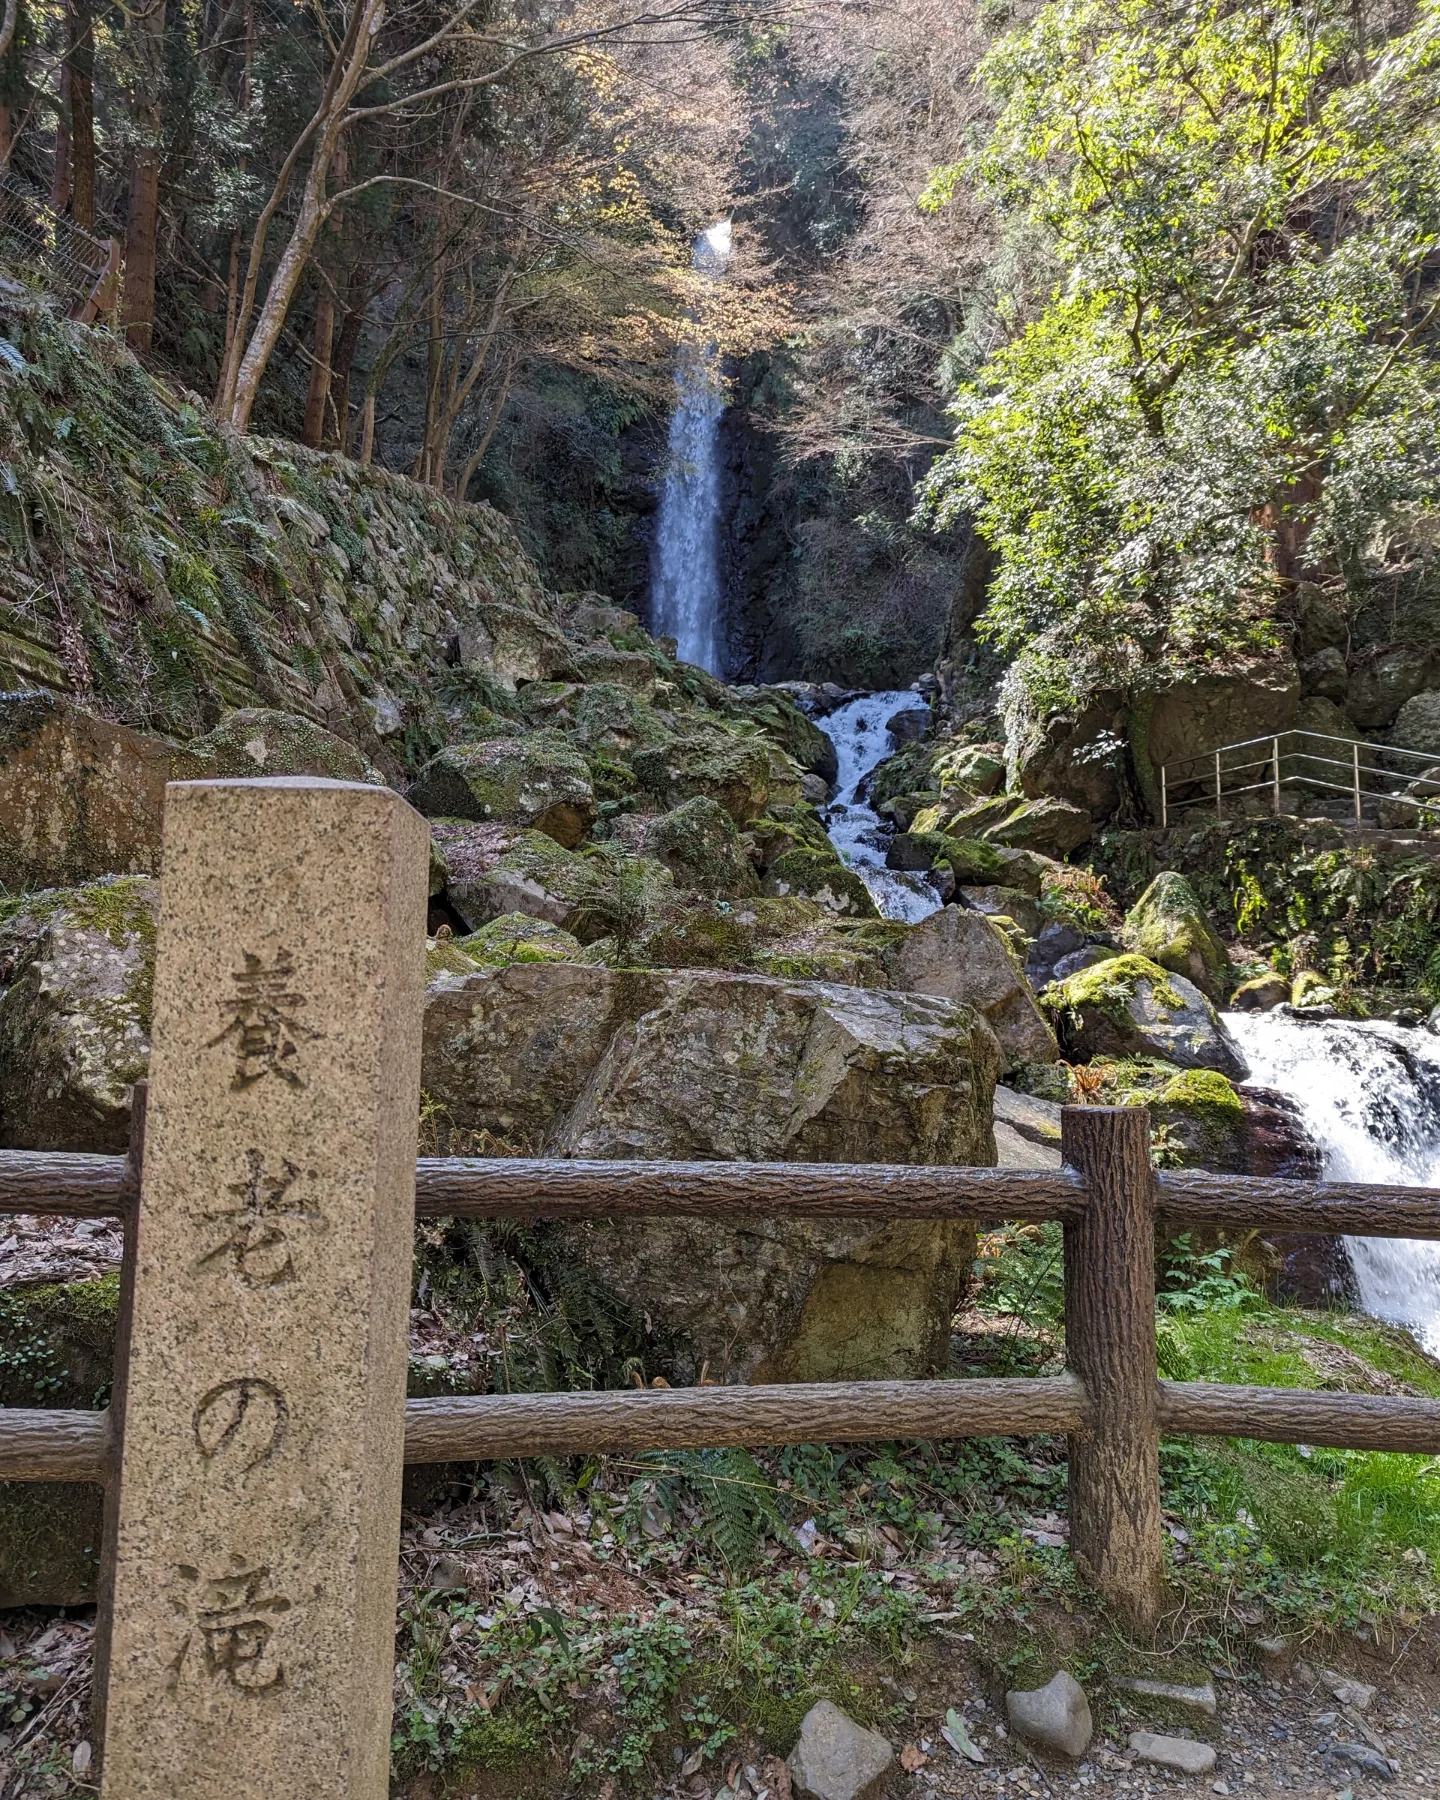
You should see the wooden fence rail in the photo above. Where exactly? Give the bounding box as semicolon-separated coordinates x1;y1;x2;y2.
3;778;1440;1799
7;1149;1440;1238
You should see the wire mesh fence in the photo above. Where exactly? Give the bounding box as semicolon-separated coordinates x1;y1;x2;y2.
0;171;118;319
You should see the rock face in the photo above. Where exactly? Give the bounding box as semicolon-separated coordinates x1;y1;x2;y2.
1006;1673;1093;1759
407;735;597;846
423;962;999;1381
762;847;880;917
890;906;1059;1071
1348;644;1438;730
987;795;1093;856
788;1701;894;1800
1147;663;1300;769
0;878;157;1152
1121;872;1231;1002
0;691;201;890
1390;689;1440;756
1044;954;1248;1078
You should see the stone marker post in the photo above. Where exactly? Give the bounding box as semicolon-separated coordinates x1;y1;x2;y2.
97;778;429;1800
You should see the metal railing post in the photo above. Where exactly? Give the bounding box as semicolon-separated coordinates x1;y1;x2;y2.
1214;749;1223;821
1159;764;1168;830
1272;736;1281;814
1062;1105;1163;1633
1354;741;1362;823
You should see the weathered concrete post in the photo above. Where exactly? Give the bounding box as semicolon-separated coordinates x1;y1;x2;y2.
1062;1103;1164;1634
97;778;429;1800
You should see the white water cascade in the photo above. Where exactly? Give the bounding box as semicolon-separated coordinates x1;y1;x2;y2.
816;692;945;924
1226;1010;1440;1351
650;221;732;674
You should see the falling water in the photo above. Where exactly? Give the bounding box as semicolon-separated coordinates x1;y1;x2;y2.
650;221;732;674
1226;1010;1440;1351
816;692;944;924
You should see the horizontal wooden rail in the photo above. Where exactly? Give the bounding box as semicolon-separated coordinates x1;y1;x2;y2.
415;1158;1086;1222
8;1376;1440;1486
3;1151;1439;1240
1158;1381;1440;1452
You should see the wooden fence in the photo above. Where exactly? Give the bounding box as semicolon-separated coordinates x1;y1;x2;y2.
1;775;1438;1799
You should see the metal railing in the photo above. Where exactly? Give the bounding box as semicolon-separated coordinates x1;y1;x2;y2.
1160;727;1440;828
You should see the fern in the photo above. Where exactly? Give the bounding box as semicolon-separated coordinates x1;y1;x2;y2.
632;1447;789;1569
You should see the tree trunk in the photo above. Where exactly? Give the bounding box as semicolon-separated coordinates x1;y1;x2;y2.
50;59;71;212
68;0;94;230
120;0;166;352
225;0;383;430
357;391;376;463
329;271;369;451
302;287;334;448
1125;693;1160;825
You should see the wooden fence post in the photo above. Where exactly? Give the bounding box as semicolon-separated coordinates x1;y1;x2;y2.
97;778;429;1800
1062;1104;1163;1634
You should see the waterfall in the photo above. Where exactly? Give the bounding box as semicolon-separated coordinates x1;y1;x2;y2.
816;692;945;923
1226;1011;1440;1351
650;221;732;674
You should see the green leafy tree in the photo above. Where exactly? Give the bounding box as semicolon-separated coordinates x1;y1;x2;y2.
920;0;1440;814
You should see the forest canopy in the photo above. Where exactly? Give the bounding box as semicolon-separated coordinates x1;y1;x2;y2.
919;0;1440;803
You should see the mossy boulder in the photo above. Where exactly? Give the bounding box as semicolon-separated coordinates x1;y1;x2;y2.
876;789;943;832
938;836;1008;885
986;795;1093;856
0;1276;118;1606
0;877;157;1151
189;707;382;784
959;885;1044;939
631;730;784;823
1150;1068;1247;1169
912;794;1013;838
407;733;596;847
1291;969;1338;1008
569;681;674;753
1231;973;1289;1012
727;688;839;783
1121;872;1231;1003
762;848;880;918
456;913;584;966
442;829;589;933
748;805;835;871
933;742;1005;796
1043;953;1248;1077
869;740;941;810
886;830;955;873
645;796;760;897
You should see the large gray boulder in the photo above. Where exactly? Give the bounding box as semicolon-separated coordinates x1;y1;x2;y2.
1044;953;1248;1078
1348;644;1438;731
1390;689;1440;758
422;962;1000;1383
889;905;1058;1071
0;878;157;1151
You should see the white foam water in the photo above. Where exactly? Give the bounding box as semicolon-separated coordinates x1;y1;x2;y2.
650;221;732;674
1225;1009;1440;1350
816;692;944;924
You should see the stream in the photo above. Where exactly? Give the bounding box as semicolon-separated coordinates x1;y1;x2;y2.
815;691;944;924
1227;1011;1440;1351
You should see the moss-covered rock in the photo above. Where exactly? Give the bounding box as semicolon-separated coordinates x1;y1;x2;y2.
869;740;941;809
933;742;1005;796
456;913;584;966
1121;871;1232;1003
645;796;760;897
748;805;835;871
1150;1068;1247;1169
0;877;157;1151
911;794;1013;838
631;730;785;823
987;795;1093;856
1292;969;1338;1007
762;849;880;918
876;789;943;832
726;689;839;782
407;734;596;846
885;830;955;872
1231;972;1289;1011
188;708;383;783
453;829;596;932
959;885;1044;938
1043;953;1248;1077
